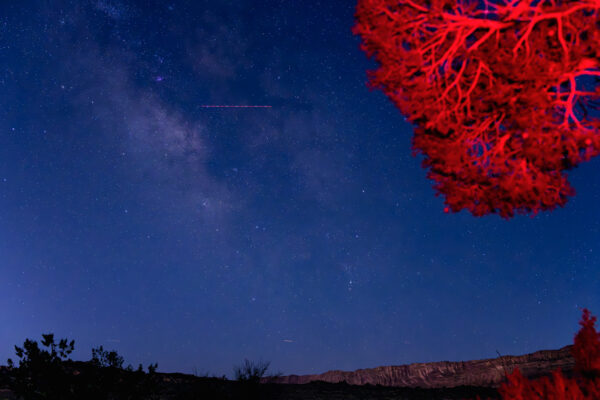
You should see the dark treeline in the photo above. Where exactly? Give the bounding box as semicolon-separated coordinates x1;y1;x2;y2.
0;333;504;400
1;333;276;400
2;333;161;400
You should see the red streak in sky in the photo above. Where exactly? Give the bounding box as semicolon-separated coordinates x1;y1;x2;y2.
199;105;272;108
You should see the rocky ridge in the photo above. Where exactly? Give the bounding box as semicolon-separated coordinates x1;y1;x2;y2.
263;345;576;389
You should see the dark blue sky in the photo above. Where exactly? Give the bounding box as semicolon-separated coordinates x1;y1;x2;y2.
1;0;599;379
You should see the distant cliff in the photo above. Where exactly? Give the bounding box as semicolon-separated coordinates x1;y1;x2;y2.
263;345;576;389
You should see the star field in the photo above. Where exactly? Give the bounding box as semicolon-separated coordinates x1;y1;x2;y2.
1;0;599;378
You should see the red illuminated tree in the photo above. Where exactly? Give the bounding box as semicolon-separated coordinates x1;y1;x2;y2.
465;308;600;400
353;0;600;218
571;308;600;379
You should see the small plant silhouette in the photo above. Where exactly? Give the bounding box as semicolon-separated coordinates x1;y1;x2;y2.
91;345;125;369
7;333;76;399
233;358;271;383
232;359;272;400
6;334;161;400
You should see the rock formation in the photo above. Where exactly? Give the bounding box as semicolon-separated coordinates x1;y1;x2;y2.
262;345;576;389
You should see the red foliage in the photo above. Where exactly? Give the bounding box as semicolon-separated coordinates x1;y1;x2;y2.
353;0;600;218
572;308;600;377
465;308;600;400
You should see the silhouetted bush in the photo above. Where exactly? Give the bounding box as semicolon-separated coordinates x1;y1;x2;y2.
7;333;76;399
232;359;273;400
233;359;270;383
91;345;125;369
6;333;160;400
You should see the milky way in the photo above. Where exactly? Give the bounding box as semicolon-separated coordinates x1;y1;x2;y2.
1;0;598;378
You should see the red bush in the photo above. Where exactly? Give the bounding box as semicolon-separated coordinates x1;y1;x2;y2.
572;308;600;378
466;308;600;400
353;0;600;218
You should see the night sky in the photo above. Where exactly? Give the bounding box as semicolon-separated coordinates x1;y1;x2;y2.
2;0;600;379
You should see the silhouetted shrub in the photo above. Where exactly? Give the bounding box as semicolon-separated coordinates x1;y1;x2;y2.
7;333;76;399
91;345;125;369
233;359;272;400
233;359;270;383
6;333;161;400
147;362;158;374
